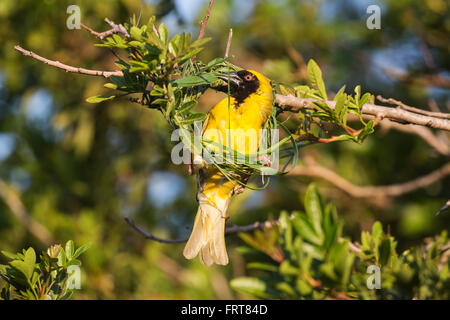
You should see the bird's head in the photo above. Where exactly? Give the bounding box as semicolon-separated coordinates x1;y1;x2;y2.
216;69;272;104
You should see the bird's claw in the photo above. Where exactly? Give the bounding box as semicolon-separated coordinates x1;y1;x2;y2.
257;154;272;167
234;184;246;195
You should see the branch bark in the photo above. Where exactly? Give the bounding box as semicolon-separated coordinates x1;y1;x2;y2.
81;18;129;40
276;94;450;131
197;0;215;41
377;95;450;120
224;28;233;58
14;45;123;78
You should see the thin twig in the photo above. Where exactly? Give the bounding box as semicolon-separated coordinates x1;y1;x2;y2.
80;21;125;61
197;0;215;41
436;200;450;216
124;216;271;243
124;215;362;254
224;28;233;58
289;156;450;199
125;217;187;243
377;95;450;120
104;18;130;38
81;18;130;40
14;45;123;78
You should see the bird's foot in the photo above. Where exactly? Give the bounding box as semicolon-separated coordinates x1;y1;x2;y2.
257;154;272;167
234;184;246;195
187;163;194;176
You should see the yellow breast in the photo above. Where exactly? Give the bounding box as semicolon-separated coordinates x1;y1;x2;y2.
203;71;273;156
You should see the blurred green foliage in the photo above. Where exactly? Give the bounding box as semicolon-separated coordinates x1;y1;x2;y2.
0;0;448;299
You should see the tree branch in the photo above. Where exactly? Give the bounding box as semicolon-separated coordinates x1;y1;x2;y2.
224;28;233;58
80;18;129;40
289;156;450;199
377;95;450;120
124;216;272;244
0;180;54;245
14;45;123;78
276;94;450;131
197;0;215;41
125;216;362;253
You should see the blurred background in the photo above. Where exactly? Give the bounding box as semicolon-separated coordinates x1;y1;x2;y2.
0;0;448;299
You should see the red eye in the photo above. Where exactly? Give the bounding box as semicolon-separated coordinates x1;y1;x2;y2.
245;75;253;81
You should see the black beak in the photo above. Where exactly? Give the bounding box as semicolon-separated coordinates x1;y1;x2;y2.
217;72;243;87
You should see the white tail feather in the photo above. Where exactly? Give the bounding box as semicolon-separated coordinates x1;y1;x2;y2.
183;200;229;266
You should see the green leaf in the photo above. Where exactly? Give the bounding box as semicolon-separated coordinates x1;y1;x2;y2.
230;277;273;298
292;212;323;246
235;246;260;255
378;238;391;266
296;278;312;296
10;257;34;281
177;100;197;114
358;120;374;141
86;94;120;103
23;248;36;270
128;40;144;49
104;83;118;90
276;282;296;296
359;92;370;108
73;244;91;259
372;221;383;240
354;85;361;106
58;248;67;267
65;240;74;260
1;251;18;260
169;34;181;56
201;57;231;71
1;282;10;300
148;32;165;50
189;37;211;48
247;262;278;272
334;85;348;124
158;23;169;44
279;261;299;276
307;59;327;100
305;184;324;237
113;61;129;71
173;73;218;88
67;259;81;267
179;48;203;64
130;26;143;41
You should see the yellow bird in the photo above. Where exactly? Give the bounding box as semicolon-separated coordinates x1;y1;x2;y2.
183;69;273;266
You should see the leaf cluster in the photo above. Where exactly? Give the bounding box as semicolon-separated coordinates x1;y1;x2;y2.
279;60;375;144
231;184;449;299
0;240;89;300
